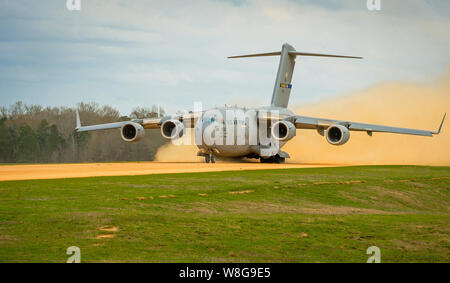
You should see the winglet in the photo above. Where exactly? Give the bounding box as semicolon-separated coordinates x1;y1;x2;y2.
433;113;446;135
76;109;81;130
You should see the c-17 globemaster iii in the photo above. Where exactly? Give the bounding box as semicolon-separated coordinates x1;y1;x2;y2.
76;43;445;163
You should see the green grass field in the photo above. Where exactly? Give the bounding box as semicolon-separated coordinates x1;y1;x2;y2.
0;165;449;263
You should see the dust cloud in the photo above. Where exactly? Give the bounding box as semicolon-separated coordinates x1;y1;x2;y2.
285;68;450;165
154;132;202;162
155;68;450;165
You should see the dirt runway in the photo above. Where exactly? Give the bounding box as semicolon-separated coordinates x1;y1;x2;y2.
0;162;344;182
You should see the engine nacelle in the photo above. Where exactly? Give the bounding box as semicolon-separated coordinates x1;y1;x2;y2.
271;120;296;141
161;119;185;140
120;122;145;142
326;124;350;145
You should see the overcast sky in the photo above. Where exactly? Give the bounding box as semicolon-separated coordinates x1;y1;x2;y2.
0;0;449;115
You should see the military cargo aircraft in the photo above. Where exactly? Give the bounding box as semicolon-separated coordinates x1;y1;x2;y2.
76;43;445;163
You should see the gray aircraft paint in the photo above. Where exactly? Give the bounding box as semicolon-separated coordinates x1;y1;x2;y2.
193;107;284;158
271;43;296;108
75;43;445;162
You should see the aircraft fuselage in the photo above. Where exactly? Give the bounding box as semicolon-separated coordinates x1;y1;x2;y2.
193;106;294;160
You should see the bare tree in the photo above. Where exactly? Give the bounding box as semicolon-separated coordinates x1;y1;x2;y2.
0;101;168;163
130;105;165;119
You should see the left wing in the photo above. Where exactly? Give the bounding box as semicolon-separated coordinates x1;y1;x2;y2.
75;110;201;132
294;113;446;137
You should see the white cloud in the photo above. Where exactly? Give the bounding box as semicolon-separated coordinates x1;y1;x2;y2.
0;0;448;115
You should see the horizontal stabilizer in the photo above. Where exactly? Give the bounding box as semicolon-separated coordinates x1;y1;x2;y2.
288;51;362;59
228;51;281;58
228;51;362;59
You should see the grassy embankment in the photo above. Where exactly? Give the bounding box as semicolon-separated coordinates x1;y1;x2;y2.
0;165;448;262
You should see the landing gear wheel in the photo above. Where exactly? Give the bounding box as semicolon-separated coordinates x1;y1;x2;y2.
205;155;210;163
273;155;281;164
273;155;285;164
260;155;285;164
210;155;216;163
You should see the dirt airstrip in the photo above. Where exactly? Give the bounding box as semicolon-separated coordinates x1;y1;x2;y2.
0;162;344;182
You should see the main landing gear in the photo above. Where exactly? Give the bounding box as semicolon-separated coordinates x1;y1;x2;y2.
260;155;285;164
205;154;216;164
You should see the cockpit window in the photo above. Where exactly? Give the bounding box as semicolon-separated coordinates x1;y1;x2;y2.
202;110;223;123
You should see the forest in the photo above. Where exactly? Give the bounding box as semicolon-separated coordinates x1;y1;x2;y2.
0;101;167;163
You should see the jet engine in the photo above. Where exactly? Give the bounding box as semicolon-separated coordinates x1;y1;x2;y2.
161;119;185;140
120;122;145;142
326;124;350;145
271;120;296;141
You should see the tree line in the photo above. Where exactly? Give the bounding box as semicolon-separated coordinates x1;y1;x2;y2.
0;101;167;163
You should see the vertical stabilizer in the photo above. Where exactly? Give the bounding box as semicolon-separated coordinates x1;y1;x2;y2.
270;43;296;108
228;43;362;109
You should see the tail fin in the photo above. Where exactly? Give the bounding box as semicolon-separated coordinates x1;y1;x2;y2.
228;43;362;108
271;43;296;108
